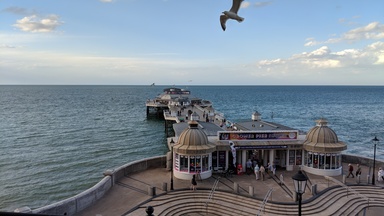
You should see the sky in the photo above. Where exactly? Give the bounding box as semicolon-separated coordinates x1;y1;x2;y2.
1;0;383;85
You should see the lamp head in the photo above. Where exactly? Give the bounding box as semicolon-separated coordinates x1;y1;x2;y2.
372;136;379;144
292;170;308;194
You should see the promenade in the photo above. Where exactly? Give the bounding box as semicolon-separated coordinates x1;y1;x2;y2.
75;162;384;216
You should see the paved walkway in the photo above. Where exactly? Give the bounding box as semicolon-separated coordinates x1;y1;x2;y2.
75;163;384;216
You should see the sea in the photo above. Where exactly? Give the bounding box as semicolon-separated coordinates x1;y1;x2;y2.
1;85;383;212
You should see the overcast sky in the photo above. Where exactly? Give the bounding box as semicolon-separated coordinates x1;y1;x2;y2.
1;0;383;85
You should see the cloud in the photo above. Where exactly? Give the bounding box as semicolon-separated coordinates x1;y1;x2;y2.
99;0;113;2
2;7;30;15
241;1;272;9
13;14;63;33
305;22;384;46
255;41;384;76
0;44;17;49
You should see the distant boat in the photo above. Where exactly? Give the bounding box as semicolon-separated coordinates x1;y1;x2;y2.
150;83;155;86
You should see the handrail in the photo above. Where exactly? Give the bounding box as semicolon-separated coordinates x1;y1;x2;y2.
301;169;313;192
324;176;370;206
205;177;221;206
257;188;274;216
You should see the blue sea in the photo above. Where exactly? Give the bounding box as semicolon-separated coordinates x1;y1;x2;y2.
1;85;383;211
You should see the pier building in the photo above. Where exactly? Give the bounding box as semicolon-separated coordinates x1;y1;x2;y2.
146;87;213;136
172;121;216;180
302;118;347;176
169;112;347;179
150;88;348;182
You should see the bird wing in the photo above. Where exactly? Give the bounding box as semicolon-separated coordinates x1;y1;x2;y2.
220;15;228;31
229;0;244;13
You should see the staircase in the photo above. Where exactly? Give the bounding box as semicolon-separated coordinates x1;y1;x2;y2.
125;185;384;216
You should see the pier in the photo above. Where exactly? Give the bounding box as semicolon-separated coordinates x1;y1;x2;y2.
70;155;384;216
13;88;384;216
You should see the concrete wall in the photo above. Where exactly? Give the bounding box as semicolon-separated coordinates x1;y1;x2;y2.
342;154;384;169
32;176;112;215
31;155;166;215
112;156;167;184
29;154;381;215
302;166;342;176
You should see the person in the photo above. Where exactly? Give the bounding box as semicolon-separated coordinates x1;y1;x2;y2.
252;159;257;168
355;164;362;177
246;159;252;175
254;164;260;180
267;162;271;174
279;173;284;185
267;162;276;176
378;167;384;182
260;165;265;181
191;174;197;191
347;164;354;178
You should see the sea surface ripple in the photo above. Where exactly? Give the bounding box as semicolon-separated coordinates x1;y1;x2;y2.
0;85;383;211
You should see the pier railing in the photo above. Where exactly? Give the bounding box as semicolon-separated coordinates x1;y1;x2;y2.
31;156;167;216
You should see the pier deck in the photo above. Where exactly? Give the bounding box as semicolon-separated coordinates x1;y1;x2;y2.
75;162;384;216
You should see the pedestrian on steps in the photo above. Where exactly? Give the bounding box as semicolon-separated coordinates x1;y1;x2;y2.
347;164;354;178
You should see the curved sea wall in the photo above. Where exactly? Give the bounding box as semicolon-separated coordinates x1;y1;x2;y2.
29;154;381;215
31;155;166;215
343;154;384;168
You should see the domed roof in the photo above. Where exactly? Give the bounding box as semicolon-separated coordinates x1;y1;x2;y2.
303;119;347;153
173;121;216;155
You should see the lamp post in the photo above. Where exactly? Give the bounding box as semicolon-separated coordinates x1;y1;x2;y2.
292;170;308;216
170;138;175;190
372;136;379;185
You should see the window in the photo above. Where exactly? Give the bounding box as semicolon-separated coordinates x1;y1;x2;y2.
190;156;196;172
174;153;179;171
289;150;295;165
296;150;302;165
202;155;209;172
313;154;319;168
180;155;188;172
195;156;201;173
212;151;217;168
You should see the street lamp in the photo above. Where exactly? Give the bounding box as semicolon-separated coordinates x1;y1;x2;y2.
372;136;379;185
292;170;308;216
170;138;175;190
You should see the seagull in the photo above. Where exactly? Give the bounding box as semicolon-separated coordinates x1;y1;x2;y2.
220;0;244;31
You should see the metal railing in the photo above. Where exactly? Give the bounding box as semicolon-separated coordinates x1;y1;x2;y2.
257;188;274;216
324;176;370;206
205;177;221;206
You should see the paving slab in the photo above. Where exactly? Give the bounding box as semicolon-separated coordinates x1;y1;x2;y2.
75;162;384;216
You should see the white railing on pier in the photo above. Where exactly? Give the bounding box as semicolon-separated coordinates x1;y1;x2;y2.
205;177;221;206
324;176;370;205
257;188;274;216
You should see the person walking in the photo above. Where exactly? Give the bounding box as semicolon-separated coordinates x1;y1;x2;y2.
378;167;384;182
260;165;265;181
347;164;354;178
246;159;252;175
191;174;197;191
254;164;260;180
355;164;361;177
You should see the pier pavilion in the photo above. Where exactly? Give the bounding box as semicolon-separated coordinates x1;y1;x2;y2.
170;112;347;177
172;121;216;180
302;118;347;176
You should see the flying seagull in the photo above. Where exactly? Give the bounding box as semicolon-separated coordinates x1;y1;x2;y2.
220;0;244;31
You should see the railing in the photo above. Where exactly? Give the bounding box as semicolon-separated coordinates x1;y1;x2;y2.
205;177;221;206
324;176;370;206
257;188;274;216
301;169;313;193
